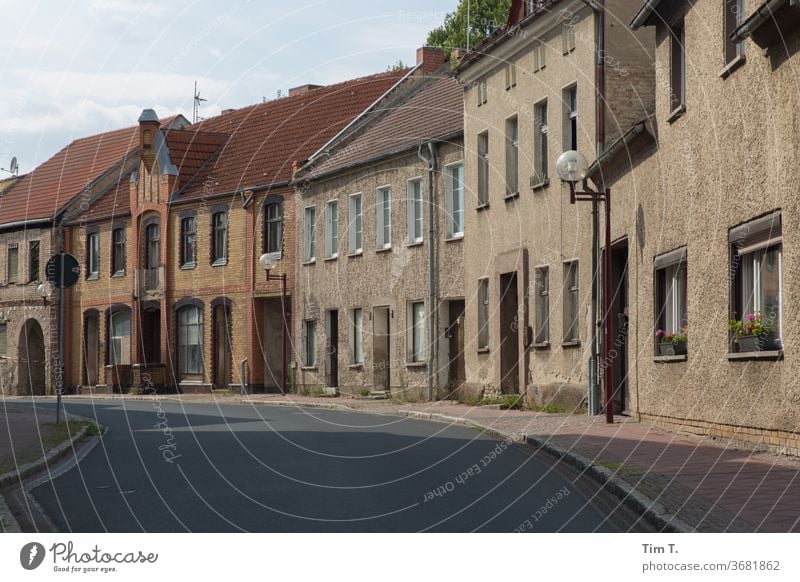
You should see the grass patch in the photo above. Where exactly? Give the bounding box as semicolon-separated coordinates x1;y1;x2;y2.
357;388;371;397
532;402;564;414
477;394;523;410
0;419;99;475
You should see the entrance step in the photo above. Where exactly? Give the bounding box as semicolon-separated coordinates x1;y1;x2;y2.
368;390;390;400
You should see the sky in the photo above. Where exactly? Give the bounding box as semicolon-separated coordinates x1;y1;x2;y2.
0;0;458;175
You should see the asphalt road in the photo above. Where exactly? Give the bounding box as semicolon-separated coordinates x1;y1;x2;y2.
17;400;649;532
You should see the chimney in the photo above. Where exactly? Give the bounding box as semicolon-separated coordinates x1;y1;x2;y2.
288;84;324;98
416;46;446;74
452;48;467;62
221;108;236;115
138;109;160;168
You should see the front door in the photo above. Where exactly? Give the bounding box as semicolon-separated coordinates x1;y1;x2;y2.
84;314;99;386
447;300;466;397
499;272;520;394
373;306;391;392
610;241;629;414
141;308;161;364
214;304;231;390
326;310;339;389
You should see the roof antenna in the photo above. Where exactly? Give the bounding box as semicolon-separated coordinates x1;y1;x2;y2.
466;0;471;52
193;81;207;124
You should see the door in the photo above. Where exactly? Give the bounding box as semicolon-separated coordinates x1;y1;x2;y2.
84;314;99;386
214;304;231;390
326;310;339;388
141;308;161;364
499;272;520;394
18;319;46;396
447;300;466;396
373;306;390;392
610;241;629;414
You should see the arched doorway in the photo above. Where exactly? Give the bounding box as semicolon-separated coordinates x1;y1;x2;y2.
18;319;46;396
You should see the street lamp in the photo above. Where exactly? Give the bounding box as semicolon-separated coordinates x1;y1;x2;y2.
259;253;287;396
37;282;52;303
556;150;614;425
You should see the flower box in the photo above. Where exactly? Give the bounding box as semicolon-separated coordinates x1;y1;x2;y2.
658;340;687;356
737;333;777;353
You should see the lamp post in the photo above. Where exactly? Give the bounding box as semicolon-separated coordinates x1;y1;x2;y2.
556;150;614;425
259;253;287;396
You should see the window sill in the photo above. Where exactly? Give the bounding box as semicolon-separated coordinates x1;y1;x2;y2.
180;263;196;271
406;241;424;248
532;342;550;350
406;361;427;369
654;354;688;363
111;271;126;278
211;259;227;268
666;105;686;124
477;347;490;354
348;363;364;370
504;191;520;202
301;366;318;371
323;255;338;262
720;54;746;79
444;235;464;243
727;350;783;361
561;340;581;349
476;203;490;213
376;246;392;254
302;259;316;266
531;178;550;191
348;251;363;258
86;274;99;281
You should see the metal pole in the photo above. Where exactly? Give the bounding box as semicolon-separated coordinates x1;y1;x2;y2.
604;189;613;424
281;274;287;396
56;251;65;424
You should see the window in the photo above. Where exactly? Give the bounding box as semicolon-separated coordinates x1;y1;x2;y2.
562;23;576;54
212;212;228;264
724;0;746;65
87;233;99;279
303;319;317;367
408;301;426;363
6;245;17;283
180;216;196;268
505;116;519;196
534;266;550;344
304;206;316;262
28;240;40;282
654;248;688;350
144;222;160;290
111;228;125;276
505;62;517;90
376;187;392;250
477;80;488;106
265;203;283;257
177;305;203;376
534;100;548;185
407;179;424;244
478;278;489;349
350;308;364;364
325;200;339;258
670;19;686;114
564;86;578;151
445;163;465;238
478;131;489;206
730;212;783;349
0;323;6;356
348;194;363;254
563;261;579;342
533;41;546;72
109;309;131;365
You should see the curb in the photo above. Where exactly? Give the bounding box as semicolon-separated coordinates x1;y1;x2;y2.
244;398;691;532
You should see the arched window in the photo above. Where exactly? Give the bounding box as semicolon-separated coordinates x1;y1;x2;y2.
107;307;131;365
264;202;283;256
177;305;203;377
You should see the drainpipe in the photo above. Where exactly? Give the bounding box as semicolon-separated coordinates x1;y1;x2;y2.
418;142;438;401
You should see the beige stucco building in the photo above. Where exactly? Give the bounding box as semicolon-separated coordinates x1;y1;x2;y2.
293;52;466;400
454;0;654;410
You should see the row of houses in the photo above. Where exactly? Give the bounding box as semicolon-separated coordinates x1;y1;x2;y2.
2;0;799;454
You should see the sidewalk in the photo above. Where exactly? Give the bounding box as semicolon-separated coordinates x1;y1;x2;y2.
0;405;58;477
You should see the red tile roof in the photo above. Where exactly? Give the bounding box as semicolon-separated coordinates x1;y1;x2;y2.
78;171;133;222
180;69;408;199
302;75;463;180
163;128;229;191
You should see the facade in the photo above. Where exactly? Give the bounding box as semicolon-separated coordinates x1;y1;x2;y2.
454;0;654;409
66;69;407;394
604;0;800;453
293;49;465;399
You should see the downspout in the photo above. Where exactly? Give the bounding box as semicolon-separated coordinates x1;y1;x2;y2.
418;142;438;401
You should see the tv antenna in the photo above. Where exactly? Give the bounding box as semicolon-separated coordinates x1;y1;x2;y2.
193;81;207;124
0;156;18;176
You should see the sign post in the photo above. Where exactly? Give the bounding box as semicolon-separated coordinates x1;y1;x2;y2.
46;252;80;424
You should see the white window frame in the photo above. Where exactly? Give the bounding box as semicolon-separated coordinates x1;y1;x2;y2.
303;206;316;263
348;193;363;255
534;265;550;345
445;161;465;239
324;200;338;259
406;177;424;245
654;250;688;339
407;300;426;363
376;186;392;250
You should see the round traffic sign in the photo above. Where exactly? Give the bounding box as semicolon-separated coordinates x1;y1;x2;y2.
46;253;81;289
